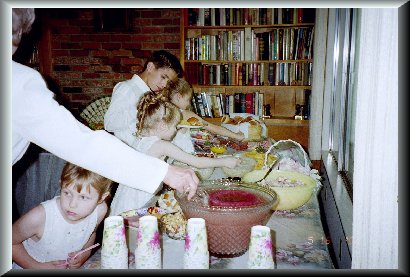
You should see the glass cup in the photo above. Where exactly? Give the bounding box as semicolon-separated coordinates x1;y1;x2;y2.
135;215;162;269
183;218;209;269
101;216;128;269
247;225;275;269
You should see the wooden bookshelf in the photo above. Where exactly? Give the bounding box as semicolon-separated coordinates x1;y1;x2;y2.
180;8;315;149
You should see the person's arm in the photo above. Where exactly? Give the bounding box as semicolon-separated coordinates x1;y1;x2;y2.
12;64;174;194
149;140;241;169
103;82;138;133
12;205;67;269
67;202;108;269
182;110;245;141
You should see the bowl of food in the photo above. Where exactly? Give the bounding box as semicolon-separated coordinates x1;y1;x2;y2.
172;160;214;180
159;211;187;240
243;170;317;210
222;156;256;178
175;179;277;257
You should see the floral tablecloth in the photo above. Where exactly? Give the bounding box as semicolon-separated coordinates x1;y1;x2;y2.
82;137;333;269
82;176;333;269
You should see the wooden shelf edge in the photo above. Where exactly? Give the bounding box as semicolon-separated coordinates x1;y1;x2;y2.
203;117;309;126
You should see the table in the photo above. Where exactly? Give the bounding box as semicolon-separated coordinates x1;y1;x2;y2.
82;167;334;269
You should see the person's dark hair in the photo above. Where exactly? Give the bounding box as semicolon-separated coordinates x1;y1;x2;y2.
143;50;183;78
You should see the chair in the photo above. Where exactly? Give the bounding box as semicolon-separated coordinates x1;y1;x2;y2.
79;96;111;130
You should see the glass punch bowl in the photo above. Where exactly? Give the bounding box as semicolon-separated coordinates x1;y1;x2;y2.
175;179;278;257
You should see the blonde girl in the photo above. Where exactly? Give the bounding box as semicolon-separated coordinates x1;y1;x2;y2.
109;91;241;216
12;163;112;269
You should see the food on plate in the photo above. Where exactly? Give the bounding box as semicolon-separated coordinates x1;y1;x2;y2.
244;150;277;170
157;190;181;213
179;119;190;125
159;211;187;240
228;140;248;151
210;145;227;154
220;115;255;125
187;117;203;126
221;115;231;124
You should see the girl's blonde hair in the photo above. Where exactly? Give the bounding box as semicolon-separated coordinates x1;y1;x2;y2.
60;163;112;201
169;78;193;99
137;91;181;136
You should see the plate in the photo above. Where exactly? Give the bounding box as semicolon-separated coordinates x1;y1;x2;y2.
177;124;204;129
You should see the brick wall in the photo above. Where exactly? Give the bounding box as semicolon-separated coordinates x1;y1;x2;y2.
40;8;181;117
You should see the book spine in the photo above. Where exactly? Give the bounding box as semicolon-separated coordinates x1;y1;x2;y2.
245;93;253;114
240;93;247;113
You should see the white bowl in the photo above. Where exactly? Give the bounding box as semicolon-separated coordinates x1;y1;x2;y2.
222;156;256;178
243;170;317;210
172;160;214;180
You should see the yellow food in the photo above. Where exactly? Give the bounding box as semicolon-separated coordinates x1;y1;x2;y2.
244;150;277;170
210;146;227;154
179;119;190;126
187;117;202;126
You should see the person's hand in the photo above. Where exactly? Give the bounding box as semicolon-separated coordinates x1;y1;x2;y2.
163;165;199;200
222;157;242;169
66;250;90;269
40;260;69;269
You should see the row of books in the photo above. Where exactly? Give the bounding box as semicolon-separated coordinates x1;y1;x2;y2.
185;27;314;62
184;62;312;87
191;91;265;118
186;8;316;26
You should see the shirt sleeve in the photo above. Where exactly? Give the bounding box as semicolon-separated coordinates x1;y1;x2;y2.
13;67;167;194
104;81;138;135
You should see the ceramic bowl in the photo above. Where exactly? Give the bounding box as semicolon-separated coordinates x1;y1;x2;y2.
243;170;317;210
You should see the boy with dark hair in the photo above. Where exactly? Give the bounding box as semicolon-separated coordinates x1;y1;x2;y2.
104;50;183;148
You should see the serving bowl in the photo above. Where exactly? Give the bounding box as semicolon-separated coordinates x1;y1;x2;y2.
175;179;277;257
222;156;256;178
243;170;317;210
172;160;214;180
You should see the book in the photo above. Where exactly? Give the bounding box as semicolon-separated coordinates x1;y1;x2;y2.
244;27;252;61
240;93;247;113
245;93;254;114
303;89;311;119
234;93;241;113
258;93;264;117
204;8;211;26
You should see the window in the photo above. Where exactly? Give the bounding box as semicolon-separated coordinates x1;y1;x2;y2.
327;8;358;190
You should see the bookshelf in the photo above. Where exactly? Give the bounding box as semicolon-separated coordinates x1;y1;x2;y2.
180;8;315;150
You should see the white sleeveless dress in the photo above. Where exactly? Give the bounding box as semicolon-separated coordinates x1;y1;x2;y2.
109;136;164;216
12;196;98;269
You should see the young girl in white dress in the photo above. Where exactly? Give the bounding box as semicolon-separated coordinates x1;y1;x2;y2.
109;91;241;216
12;163;113;269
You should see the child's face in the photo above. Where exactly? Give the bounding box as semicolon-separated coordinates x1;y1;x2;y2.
59;183;101;223
172;93;192;110
146;64;178;92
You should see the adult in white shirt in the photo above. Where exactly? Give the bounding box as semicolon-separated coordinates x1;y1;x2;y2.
11;8;198;199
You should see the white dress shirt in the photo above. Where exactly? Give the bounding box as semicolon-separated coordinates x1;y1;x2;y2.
104;74;150;149
12;61;167;194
